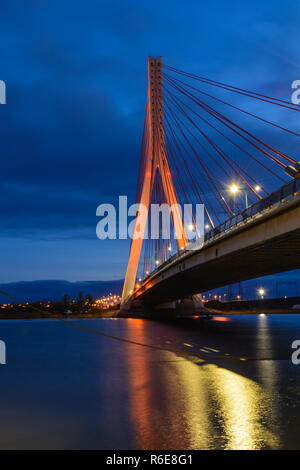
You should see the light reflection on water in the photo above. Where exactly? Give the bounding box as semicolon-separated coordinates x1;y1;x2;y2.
255;314;280;447
124;317;281;450
211;316;231;322
209;366;278;449
1;315;300;449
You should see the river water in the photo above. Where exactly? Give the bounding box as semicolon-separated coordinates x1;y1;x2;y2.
0;314;300;449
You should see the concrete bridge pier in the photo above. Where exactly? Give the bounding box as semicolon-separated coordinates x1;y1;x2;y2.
174;293;211;315
119;293;211;317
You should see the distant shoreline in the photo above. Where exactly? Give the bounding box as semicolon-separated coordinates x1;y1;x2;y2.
0;308;300;320
0;310;119;320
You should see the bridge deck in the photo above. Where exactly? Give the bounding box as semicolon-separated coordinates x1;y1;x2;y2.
131;183;300;306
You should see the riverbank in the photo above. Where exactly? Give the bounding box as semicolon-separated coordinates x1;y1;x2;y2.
0;310;119;320
117;308;300;320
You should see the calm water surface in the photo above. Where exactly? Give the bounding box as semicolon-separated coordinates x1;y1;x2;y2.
0;314;300;449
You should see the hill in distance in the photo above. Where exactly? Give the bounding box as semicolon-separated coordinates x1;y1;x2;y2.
0;279;124;303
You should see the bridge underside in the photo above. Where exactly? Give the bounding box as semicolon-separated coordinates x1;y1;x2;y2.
138;229;300;305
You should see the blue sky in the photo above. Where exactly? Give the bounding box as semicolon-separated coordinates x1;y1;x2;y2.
0;0;299;283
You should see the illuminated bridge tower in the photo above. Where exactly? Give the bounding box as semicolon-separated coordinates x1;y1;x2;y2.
121;57;187;306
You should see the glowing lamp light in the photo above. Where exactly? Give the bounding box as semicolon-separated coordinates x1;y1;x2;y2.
229;184;239;194
155;260;160;265
205;224;210;229
168;246;172;251
255;185;261;191
258;288;265;298
188;224;194;231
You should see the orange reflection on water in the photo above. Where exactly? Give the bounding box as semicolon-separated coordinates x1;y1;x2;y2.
125;318;191;449
125;318;163;449
212;316;231;322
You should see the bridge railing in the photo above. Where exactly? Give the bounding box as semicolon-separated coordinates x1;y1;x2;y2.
205;176;300;242
141;177;300;284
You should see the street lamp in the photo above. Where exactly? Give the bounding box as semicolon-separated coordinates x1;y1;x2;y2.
229;183;248;210
258;288;265;299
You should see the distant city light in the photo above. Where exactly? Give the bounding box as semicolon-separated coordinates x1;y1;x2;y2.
205;224;210;229
258;288;265;299
255;185;261;192
92;293;121;309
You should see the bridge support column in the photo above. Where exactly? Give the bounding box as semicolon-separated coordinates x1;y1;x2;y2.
154;301;177;309
121;56;187;307
175;294;211;315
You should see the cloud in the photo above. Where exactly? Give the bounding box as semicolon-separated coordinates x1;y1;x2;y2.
0;0;299;280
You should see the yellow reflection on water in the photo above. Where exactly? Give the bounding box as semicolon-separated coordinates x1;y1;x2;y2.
255;314;280;447
159;353;212;449
209;365;279;449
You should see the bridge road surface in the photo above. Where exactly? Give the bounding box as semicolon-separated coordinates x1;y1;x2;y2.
0;314;300;449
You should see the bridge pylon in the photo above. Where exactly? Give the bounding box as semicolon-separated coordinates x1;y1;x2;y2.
121;57;187;307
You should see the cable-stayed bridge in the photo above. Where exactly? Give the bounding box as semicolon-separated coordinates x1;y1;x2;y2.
121;57;300;310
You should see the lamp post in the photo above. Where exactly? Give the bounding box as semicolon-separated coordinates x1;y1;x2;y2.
229;184;238;213
229;184;249;210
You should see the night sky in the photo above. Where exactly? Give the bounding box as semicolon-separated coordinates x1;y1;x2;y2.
0;0;299;285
